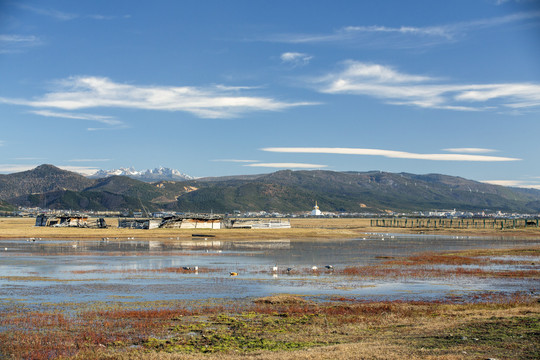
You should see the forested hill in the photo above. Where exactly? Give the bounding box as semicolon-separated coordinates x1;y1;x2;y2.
1;166;540;213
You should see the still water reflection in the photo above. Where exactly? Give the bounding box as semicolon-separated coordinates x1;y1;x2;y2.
0;234;538;304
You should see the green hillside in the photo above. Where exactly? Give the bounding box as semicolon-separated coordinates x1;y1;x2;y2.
1;166;540;213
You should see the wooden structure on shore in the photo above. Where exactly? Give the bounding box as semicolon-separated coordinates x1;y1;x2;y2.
35;214;107;228
159;215;223;229
118;215;291;230
227;218;291;229
371;217;539;230
118;218;161;229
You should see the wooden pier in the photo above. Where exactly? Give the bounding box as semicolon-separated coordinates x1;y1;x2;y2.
371;217;539;230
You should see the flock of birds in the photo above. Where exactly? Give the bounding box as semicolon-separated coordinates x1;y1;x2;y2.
229;264;334;277
9;237;337;277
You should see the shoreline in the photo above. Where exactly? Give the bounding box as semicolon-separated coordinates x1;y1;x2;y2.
1;217;539;241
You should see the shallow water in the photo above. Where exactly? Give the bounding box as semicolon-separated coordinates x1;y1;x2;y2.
0;234;538;305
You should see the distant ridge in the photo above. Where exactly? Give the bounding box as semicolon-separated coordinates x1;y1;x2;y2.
88;166;194;182
0;164;94;200
1;165;540;213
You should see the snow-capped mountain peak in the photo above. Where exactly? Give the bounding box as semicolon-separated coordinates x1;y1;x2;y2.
88;167;193;182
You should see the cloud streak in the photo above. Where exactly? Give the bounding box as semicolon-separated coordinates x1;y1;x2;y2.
0;164;100;175
0;34;41;53
67;159;111;162
245;163;327;169
212;159;259;163
17;4;130;21
280;52;313;66
265;11;540;48
444;148;497;153
314;61;540;111
482;179;540;190
18;4;78;20
1;76;316;119
262;147;521;162
30;110;124;127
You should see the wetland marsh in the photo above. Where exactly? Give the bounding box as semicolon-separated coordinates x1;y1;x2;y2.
0;221;539;359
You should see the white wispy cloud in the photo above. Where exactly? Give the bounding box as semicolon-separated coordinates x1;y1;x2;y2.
30;110;125;127
67;159;111;162
0;164;38;173
87;14;131;20
212;159;259;163
265;11;540;48
482;180;540;190
18;4;78;20
315;61;540;111
444;148;497;153
0;34;41;53
17;4;130;21
494;0;537;5
57;166;100;175
262;147;521;162
245;163;328;169
0;164;101;175
1;76;315;119
280;52;313;66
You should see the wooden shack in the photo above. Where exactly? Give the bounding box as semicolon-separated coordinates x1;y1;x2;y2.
227;218;291;229
118;218;161;229
35;214;107;228
159;215;223;229
35;214;89;227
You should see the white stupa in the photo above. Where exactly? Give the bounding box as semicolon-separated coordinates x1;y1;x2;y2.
311;201;322;216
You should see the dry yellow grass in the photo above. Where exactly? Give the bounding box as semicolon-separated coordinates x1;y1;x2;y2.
61;299;539;360
0;217;539;241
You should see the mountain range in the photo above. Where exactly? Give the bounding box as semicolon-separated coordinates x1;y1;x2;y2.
1;164;540;214
88;167;194;182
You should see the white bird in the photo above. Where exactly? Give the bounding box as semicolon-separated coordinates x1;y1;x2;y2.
272;265;278;272
72;243;77;248
311;266;318;271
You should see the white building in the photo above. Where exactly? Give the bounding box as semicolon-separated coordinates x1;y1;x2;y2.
311;202;322;216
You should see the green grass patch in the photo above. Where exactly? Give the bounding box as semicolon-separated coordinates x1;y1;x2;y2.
415;316;540;359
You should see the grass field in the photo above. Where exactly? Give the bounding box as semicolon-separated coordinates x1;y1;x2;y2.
1;293;538;359
1;217;540;241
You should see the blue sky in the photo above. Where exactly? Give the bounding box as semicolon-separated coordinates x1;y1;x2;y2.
1;0;539;188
